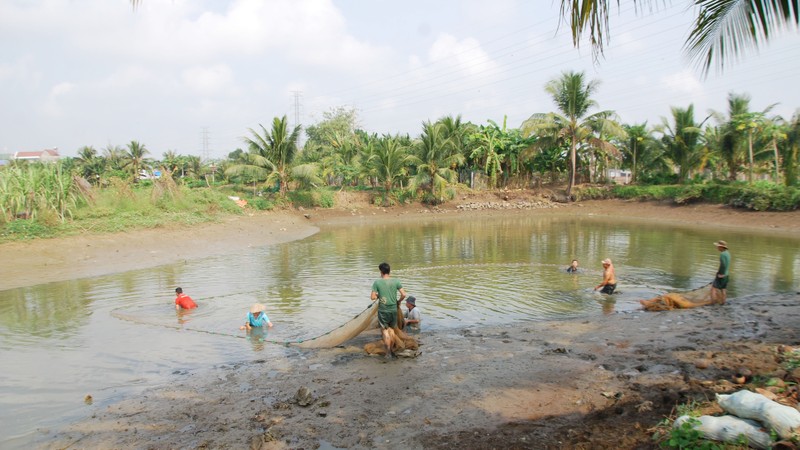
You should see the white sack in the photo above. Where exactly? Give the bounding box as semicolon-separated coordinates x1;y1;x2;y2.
674;415;772;449
717;390;800;440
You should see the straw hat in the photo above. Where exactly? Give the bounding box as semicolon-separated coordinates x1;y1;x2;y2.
713;240;728;249
250;303;266;314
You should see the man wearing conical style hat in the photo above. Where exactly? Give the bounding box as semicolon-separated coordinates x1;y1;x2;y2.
711;240;731;305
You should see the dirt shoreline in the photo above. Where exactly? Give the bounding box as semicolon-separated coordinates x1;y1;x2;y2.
7;196;800;449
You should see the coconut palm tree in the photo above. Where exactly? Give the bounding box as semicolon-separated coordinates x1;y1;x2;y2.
368;135;412;192
103;144;126;172
438;114;471;163
713;93;751;180
758;117;788;183
123;140;151;183
75;146;106;183
712;93;776;181
559;0;799;74
521;71;618;197
226;116;301;196
782;111;800;186
620;123;651;183
656;105;707;182
409;121;464;203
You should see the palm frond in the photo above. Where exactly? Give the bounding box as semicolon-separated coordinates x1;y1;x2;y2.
686;0;800;75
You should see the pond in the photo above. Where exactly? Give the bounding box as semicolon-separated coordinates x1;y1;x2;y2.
1;213;798;448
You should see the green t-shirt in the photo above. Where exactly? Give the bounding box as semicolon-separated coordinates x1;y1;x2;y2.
718;250;730;277
371;278;403;312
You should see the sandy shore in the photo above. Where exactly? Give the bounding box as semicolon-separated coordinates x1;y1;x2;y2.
0;211;319;291
4;195;799;449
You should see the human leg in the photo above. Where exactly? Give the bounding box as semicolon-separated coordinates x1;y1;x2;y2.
378;309;398;357
600;283;616;295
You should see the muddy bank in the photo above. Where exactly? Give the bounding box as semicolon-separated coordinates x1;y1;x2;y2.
0;212;318;291
3;194;799;449
41;292;800;449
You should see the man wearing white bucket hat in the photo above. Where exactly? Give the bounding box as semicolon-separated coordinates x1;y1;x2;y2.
240;303;273;331
711;240;731;305
594;258;617;294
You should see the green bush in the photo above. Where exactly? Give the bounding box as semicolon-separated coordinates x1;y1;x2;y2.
248;197;274;211
727;182;800;211
288;189;335;208
603;181;799;211
572;186;612;201
372;188;415;207
673;185;704;205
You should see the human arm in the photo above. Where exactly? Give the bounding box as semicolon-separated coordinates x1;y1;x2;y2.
595;268;613;290
405;308;420;324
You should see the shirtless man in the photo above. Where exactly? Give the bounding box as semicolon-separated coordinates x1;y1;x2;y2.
594;258;617;294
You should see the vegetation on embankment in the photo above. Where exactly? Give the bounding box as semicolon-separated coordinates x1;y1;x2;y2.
574;181;800;212
1;162;798;244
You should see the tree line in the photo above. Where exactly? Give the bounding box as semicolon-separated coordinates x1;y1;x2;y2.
2;70;799;225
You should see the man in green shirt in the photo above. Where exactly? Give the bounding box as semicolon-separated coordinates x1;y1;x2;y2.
370;262;407;359
711;240;731;305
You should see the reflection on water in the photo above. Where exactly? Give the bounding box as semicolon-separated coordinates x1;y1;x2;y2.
0;214;798;448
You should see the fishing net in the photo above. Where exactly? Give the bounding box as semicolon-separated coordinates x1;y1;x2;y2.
290;302;379;349
639;283;714;311
291;302;419;355
112;299;413;351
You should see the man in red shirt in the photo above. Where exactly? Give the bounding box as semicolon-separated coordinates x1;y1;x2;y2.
175;287;197;310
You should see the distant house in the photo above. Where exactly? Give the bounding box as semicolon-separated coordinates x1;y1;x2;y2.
607;168;631;184
14;148;60;162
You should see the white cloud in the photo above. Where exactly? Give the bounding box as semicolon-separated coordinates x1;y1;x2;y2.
428;33;499;78
43;82;75;116
615;31;647;54
660;70;704;96
99;66;161;90
181;65;234;95
0;57;42;87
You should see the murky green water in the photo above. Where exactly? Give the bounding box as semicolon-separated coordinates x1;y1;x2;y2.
1;214;798;447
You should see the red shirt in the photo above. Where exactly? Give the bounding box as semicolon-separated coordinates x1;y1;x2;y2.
175;293;197;309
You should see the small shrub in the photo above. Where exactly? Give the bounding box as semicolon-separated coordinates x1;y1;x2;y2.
674;185;704;205
314;189;335;208
249;197;274;211
288;189;335;208
662;418;724;450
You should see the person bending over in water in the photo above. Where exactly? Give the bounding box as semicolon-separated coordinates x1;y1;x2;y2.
403;296;421;329
594;259;617;294
240;303;273;331
175;287;197;310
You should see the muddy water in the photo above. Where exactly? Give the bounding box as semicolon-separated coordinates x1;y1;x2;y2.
1;214;798;447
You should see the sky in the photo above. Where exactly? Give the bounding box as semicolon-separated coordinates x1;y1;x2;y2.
1;0;799;160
